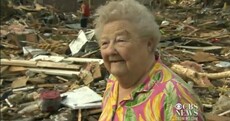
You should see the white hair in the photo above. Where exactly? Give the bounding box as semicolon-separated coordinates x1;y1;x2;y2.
94;0;161;51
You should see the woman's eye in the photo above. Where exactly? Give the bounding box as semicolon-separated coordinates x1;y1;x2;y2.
100;41;109;48
116;36;127;43
101;42;108;45
117;39;125;42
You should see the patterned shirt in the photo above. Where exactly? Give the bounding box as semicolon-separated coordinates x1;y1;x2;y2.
99;58;205;121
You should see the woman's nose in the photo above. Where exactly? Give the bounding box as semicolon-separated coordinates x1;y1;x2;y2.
106;43;117;55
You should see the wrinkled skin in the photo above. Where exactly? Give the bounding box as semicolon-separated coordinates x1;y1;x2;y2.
99;20;155;88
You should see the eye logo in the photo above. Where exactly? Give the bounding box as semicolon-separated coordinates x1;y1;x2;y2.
175;103;182;110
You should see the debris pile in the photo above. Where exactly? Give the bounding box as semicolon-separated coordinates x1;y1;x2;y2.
1;1;105;121
156;1;230;120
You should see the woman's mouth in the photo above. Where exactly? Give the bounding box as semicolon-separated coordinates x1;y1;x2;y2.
110;60;124;63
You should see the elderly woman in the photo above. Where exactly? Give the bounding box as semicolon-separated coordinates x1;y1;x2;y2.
94;0;205;121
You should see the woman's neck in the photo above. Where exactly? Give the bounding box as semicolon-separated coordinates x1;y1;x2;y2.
117;58;156;90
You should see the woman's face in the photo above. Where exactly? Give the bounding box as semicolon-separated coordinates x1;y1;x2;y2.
99;20;153;78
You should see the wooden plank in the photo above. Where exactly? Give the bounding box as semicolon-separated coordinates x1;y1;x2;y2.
1;66;9;73
63;57;103;64
27;68;80;77
78;109;82;121
172;64;230;79
11;76;29;88
1;59;37;67
1;59;81;70
176;45;223;51
8;66;27;72
80;70;94;85
36;61;81;70
31;55;104;64
91;62;101;79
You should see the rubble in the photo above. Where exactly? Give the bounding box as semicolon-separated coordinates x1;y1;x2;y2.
0;0;230;120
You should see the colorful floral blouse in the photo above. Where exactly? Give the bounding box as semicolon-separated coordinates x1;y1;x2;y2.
99;58;205;121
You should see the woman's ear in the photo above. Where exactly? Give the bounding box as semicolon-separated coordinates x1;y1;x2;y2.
147;38;154;52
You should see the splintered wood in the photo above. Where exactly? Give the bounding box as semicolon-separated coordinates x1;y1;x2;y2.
171;64;230;87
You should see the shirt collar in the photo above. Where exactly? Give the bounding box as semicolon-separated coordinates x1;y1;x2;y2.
109;54;166;102
131;55;164;94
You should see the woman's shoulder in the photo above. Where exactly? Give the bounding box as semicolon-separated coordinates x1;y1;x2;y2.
150;62;199;102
